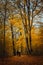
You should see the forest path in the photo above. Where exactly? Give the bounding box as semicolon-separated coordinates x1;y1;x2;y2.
0;55;43;65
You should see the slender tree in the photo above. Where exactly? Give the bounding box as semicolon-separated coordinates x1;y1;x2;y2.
3;0;7;56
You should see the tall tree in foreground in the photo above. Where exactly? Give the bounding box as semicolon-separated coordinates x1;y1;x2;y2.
15;0;30;54
24;0;43;54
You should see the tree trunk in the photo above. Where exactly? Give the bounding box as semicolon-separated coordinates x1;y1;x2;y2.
24;4;29;54
11;24;16;55
26;0;32;54
3;0;7;56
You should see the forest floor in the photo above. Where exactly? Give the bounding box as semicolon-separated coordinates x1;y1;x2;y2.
0;55;43;65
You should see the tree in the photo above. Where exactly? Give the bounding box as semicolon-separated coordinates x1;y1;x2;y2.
13;0;43;54
0;0;43;56
0;0;17;56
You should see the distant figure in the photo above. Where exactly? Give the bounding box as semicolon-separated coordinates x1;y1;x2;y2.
17;50;21;56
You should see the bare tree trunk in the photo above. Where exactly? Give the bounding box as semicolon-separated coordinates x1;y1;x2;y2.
29;10;33;54
23;4;29;54
3;0;7;56
19;7;29;54
29;27;32;54
26;0;32;54
11;24;16;55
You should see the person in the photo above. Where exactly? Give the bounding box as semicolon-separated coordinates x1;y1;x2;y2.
17;50;21;56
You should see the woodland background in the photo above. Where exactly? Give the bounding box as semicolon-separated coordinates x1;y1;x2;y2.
0;0;43;57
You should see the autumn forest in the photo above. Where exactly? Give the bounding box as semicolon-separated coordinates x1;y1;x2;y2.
0;0;43;57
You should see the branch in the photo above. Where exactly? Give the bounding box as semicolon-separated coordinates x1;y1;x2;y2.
33;7;43;17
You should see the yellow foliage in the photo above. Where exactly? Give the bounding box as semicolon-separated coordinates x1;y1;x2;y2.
8;14;26;50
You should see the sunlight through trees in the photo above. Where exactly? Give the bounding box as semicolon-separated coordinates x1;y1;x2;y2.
0;0;43;56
